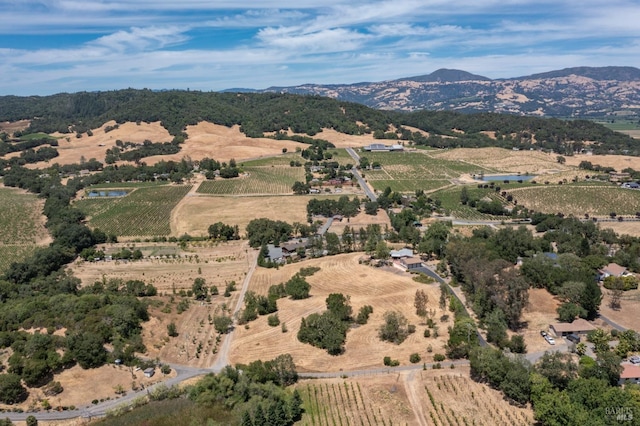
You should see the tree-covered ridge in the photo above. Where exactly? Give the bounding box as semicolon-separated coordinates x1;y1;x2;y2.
0;90;637;155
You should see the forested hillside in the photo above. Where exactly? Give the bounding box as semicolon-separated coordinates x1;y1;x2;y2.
0;90;638;156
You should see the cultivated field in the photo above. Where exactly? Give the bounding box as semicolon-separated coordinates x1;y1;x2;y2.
362;150;479;193
171;194;339;236
507;184;640;216
229;253;453;372
74;185;192;237
0;185;50;273
430;147;571;175
296;368;534;426
197;166;305;195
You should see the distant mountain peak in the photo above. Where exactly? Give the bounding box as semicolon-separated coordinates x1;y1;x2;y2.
399;68;491;83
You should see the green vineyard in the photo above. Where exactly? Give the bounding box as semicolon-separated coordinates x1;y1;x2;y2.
197;166;305;195
75;185;192;236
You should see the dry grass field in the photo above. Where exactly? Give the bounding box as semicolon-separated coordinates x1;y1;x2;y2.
70;240;251;293
327;210;392;234
430;147;570;174
296;367;534;426
564;153;640;171
598;221;640;237
171;194;339;236
146;122;307;164
600;288;640;331
229;253;453;373
0;363;175;413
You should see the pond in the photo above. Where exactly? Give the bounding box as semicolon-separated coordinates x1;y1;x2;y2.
87;190;128;197
480;175;535;182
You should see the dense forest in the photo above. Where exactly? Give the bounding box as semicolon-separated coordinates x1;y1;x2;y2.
0;90;638;156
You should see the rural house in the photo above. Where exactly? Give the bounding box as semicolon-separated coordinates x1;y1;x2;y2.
549;319;596;337
265;244;284;264
362;143;404;152
619;364;640;385
281;239;308;256
599;263;631;280
144;367;155;378
400;257;423;270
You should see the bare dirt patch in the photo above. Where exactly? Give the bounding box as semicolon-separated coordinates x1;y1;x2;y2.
520;288;561;353
229;253;453;372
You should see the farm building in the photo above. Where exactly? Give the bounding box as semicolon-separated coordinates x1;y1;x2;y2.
281;239;308;256
390;248;414;259
619;364;640;385
144;367;155;378
362;143;404;152
549;319;596;337
265;244;284;264
400;257;423;270
599;263;631;280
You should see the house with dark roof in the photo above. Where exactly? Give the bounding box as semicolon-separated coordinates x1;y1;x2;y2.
266;244;284;264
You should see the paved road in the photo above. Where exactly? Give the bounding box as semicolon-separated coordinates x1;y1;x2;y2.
317;217;334;235
413;264;487;347
345;147;377;201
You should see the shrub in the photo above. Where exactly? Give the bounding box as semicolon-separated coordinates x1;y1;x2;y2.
424;329;431;338
410;353;421;364
356;305;374;324
383;356;400;367
267;314;280;327
433;353;446;362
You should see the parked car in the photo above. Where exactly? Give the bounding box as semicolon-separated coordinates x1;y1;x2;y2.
545;335;556;345
630;355;640;364
566;334;580;344
540;330;548;337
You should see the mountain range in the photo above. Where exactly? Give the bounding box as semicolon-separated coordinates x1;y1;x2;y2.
245;66;640;118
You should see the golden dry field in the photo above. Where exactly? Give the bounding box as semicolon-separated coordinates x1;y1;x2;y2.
229;253;453;373
171;194;336;236
429;147;570;174
70;240;251;293
600;288;640;331
296;368;534;426
519;289;562;353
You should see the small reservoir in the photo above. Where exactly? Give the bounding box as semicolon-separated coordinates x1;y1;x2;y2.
87;190;128;198
480;175;535;182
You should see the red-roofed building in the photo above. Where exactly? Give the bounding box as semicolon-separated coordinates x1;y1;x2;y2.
619;364;640;385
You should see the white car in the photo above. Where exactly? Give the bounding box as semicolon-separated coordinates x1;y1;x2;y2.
630;356;640;364
545;335;556;345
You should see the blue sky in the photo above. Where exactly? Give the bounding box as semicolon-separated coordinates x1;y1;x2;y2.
1;0;639;95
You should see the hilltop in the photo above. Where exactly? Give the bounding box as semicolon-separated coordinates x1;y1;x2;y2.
260;66;640;117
